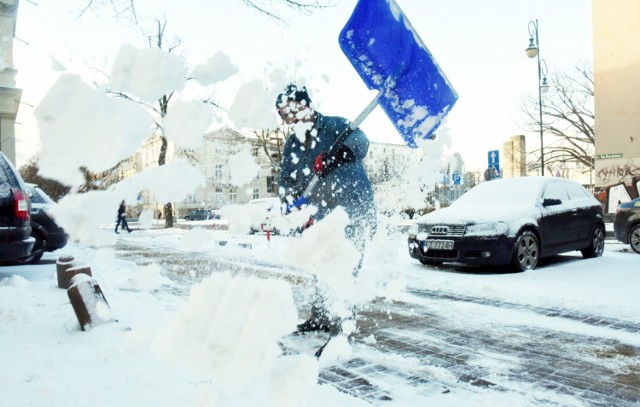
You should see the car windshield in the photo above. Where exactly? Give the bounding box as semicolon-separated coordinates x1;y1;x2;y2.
27;185;55;205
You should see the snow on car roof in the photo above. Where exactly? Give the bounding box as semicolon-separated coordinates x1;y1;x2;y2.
456;176;566;205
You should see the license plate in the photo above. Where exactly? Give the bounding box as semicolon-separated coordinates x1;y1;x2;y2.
424;239;454;251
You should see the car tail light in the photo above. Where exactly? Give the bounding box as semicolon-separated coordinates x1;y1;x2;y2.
13;188;30;221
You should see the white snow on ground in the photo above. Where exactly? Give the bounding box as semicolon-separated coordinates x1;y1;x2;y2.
0;221;638;406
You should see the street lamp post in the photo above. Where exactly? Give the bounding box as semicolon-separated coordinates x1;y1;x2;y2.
525;19;550;176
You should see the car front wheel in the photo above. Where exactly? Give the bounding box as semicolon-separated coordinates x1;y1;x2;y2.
511;230;539;272
581;223;605;258
629;224;640;254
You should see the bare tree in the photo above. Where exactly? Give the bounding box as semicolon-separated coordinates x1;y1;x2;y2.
78;0;139;24
100;18;191;228
240;0;332;21
252;127;286;173
521;61;595;176
19;157;72;202
78;0;332;23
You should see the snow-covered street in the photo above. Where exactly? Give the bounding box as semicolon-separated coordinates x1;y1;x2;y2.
2;223;638;406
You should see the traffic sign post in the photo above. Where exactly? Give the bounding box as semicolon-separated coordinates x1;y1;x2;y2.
488;150;501;179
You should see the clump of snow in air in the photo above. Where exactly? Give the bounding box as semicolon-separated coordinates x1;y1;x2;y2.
284;208;361;323
52;159;204;246
34;73;154;187
109;44;186;103
153;273;322;405
192;51;239;86
123;262;170;292
290;112;316;144
227;145;261;186
137;209;155;229
162;98;214;149
228;79;279;129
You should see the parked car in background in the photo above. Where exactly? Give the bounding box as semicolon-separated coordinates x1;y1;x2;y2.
408;177;605;272
613;197;640;254
184;209;212;221
248;197;283;235
17;183;68;264
0;152;34;263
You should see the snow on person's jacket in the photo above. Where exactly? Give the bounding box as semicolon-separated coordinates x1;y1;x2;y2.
278;112;376;225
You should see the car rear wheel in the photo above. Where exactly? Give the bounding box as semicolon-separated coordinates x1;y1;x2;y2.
16;232;46;265
629;224;640;254
511;230;539;272
581;223;605;258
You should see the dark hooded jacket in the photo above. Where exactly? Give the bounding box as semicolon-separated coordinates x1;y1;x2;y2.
279;112;376;243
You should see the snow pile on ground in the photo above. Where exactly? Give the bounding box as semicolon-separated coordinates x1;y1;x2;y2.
0;236;373;407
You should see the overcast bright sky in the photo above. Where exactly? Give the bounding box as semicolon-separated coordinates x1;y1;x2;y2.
13;0;592;171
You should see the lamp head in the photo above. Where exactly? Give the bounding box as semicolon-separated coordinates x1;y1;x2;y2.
540;77;550;94
525;37;538;58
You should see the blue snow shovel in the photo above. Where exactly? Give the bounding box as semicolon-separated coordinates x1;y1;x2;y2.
293;0;458;207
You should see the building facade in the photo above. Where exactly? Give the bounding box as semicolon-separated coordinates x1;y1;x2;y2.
502;135;527;178
0;0;20;164
134;128;431;218
136;127;280;218
593;0;640;212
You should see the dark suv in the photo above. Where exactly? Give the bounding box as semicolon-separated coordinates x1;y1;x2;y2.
614;197;640;254
184;209;211;221
17;183;68;264
0;152;34;262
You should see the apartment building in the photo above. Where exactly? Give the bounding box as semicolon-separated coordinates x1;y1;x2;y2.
134;128;428;218
0;0;20;164
593;0;640;212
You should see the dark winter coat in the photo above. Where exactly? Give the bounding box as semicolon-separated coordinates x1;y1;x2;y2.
118;202;126;218
279;112;376;246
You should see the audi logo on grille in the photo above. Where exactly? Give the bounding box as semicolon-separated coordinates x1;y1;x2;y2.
430;226;449;235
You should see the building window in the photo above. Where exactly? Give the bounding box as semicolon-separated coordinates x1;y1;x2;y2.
214;164;223;180
266;176;276;193
215;186;223;205
229;188;237;203
253;188;259;199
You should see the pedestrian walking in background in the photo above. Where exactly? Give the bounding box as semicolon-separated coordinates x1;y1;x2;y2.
115;200;132;234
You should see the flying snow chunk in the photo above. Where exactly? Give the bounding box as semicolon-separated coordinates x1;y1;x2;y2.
153;273;299;382
227;146;260;186
228;79;279;130
109;44;186;103
284;207;360;302
50;158;205;246
192;51;239;86
34;74;153;186
163;99;213;149
110;158;206;204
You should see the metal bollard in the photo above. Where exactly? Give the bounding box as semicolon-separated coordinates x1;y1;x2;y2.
56;256;93;289
67;274;117;331
56;255;75;288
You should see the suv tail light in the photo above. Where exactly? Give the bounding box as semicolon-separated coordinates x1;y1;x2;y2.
12;188;30;221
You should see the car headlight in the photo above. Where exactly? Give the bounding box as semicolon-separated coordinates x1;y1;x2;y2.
465;222;508;236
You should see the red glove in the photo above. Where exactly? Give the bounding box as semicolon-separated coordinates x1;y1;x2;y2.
314;152;329;176
313;146;356;178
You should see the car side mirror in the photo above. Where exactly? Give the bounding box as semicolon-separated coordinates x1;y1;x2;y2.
543;198;562;207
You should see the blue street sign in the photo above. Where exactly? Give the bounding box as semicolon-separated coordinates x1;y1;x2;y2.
488;150;500;177
339;0;458;147
452;173;461;185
